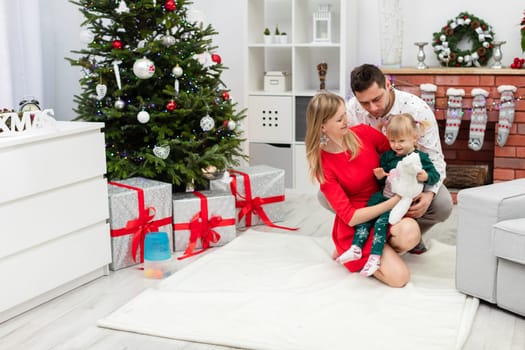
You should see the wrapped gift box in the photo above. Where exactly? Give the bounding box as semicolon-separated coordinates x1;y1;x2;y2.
210;165;286;229
173;190;236;256
108;177;173;271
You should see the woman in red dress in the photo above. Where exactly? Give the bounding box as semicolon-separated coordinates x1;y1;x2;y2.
305;92;420;287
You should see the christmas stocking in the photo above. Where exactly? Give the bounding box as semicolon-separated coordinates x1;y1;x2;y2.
497;85;517;147
444;88;465;145
420;83;437;111
468;88;489;151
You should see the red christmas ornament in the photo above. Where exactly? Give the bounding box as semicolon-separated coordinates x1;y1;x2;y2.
166;99;177;111
211;54;222;64
165;0;176;11
222;91;230;100
112;40;123;49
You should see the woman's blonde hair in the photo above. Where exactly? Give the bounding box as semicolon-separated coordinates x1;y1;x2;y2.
305;92;361;184
386;113;429;144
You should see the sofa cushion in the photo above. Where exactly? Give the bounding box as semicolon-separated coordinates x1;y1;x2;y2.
493;218;525;264
456;178;525;302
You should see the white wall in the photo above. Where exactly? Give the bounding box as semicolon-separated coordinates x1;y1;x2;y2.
47;0;523;120
356;0;522;69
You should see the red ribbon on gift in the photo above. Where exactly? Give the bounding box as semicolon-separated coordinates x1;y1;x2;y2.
109;181;172;263
174;191;235;260
229;170;297;231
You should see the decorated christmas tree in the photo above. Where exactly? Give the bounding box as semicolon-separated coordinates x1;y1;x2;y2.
67;0;246;191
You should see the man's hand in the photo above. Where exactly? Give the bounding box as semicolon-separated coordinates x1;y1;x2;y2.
406;191;434;218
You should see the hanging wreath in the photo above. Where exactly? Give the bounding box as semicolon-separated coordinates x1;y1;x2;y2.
432;12;495;67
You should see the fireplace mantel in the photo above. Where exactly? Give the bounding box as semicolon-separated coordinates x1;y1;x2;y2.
382;67;524;75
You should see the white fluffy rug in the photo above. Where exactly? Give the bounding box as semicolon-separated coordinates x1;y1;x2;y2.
98;230;478;350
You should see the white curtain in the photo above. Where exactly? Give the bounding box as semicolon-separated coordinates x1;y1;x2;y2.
0;0;44;110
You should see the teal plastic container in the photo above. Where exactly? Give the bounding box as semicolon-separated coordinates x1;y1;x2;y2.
144;232;171;278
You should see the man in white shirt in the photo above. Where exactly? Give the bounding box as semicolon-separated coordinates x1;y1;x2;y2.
319;64;453;253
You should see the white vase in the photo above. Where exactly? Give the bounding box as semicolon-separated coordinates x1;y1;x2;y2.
378;0;403;68
263;35;273;45
279;35;287;44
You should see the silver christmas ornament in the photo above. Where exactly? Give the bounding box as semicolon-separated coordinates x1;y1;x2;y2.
153;144;170;159
227;119;236;130
200;114;215;131
114;98;126;109
137;110;150;124
133;57;155;79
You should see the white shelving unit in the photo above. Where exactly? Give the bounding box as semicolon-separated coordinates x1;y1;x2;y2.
246;0;347;193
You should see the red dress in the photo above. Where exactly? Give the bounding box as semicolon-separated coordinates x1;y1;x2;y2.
320;124;390;272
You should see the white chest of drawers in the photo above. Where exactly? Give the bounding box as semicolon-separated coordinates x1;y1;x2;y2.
0;121;111;323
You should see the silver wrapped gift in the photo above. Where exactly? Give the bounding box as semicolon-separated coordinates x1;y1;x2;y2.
173;190;236;253
108;177;173;271
210;165;285;228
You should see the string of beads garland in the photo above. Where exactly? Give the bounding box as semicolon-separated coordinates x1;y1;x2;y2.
432;12;495;67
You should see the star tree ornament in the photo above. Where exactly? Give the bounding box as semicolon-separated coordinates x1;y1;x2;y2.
133;57;156;79
115;0;130;14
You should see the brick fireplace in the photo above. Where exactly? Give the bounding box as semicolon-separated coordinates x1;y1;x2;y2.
383;68;525;190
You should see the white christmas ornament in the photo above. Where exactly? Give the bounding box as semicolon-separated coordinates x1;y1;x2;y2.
115;0;130;14
161;34;176;46
133;57;155;79
193;52;213;68
95;84;107;100
137;110;150;124
153;144;170;159
172;65;183;77
79;29;94;44
227;120;236;130
200;114;215;131
186;8;207;27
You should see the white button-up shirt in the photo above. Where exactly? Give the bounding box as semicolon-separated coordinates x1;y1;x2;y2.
347;89;446;194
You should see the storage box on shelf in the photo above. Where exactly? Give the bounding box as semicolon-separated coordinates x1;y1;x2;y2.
246;0;347;193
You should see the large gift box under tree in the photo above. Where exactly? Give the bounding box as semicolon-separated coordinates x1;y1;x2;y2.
107;177;173;271
210;165;287;229
172;190;236;258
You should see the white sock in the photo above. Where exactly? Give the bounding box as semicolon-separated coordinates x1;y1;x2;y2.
468;88;489;151
497;85;517;147
360;254;381;277
336;244;362;264
444;88;465;145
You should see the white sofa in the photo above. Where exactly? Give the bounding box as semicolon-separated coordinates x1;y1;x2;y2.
456;178;525;316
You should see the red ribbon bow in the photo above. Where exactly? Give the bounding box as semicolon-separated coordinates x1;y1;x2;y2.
175;191;235;260
229;170;297;231
109;181;172;263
